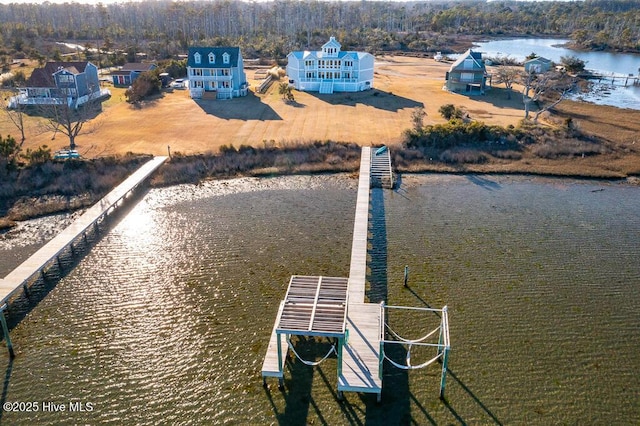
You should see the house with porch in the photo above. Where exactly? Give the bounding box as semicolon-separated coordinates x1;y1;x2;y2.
286;37;374;94
186;47;248;99
8;61;109;109
445;49;489;95
524;56;552;74
110;62;157;87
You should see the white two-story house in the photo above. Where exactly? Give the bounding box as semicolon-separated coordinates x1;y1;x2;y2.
286;37;374;94
186;47;248;100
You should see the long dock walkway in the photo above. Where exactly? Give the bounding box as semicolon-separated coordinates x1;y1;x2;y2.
0;156;167;306
339;146;382;399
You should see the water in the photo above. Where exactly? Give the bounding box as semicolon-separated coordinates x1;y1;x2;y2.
1;174;639;424
469;38;640;110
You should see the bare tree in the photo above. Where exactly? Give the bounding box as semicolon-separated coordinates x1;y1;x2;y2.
494;66;520;100
521;70;576;121
4;97;27;144
411;106;426;131
37;88;103;150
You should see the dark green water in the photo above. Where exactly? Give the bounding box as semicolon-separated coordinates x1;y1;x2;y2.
0;174;638;425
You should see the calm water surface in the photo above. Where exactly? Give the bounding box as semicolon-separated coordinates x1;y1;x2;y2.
0;174;639;424
468;38;640;110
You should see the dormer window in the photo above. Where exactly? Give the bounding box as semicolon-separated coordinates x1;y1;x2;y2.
208;52;215;64
222;52;230;64
194;52;201;64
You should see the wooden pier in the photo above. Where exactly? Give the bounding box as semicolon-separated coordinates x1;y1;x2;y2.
0;156;167;357
262;146;449;402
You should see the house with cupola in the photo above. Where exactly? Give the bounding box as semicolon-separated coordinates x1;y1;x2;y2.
186;47;248;99
286;37;374;94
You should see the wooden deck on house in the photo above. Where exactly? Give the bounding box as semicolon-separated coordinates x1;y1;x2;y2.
0;156;168;306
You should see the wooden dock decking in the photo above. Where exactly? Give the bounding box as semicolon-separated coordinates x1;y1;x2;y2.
262;146;386;399
261;301;287;380
370;146;393;189
347;146;371;302
0;156;168;306
338;302;382;395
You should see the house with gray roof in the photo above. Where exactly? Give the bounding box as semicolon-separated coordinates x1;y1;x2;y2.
524;56;552;74
186;47;248;99
9;61;109;109
445;50;488;95
286;37;374;94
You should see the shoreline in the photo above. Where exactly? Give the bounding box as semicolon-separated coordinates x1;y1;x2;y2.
2;160;638;234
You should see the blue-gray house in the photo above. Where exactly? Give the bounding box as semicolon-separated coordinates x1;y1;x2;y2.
9;61;109;109
111;62;157;87
186;47;248;99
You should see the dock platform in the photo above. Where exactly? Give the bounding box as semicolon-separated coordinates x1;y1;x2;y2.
338;302;382;397
0;156;168;306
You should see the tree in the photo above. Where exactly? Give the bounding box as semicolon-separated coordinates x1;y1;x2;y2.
521;70;575;121
410;106;426;131
125;71;161;103
494;66;520;99
38;88;103;150
5;100;27;144
278;82;295;102
0;134;21;170
22;145;51;165
560;55;586;73
438;104;463;120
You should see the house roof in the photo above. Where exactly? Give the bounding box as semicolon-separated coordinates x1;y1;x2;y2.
26;61;92;88
290;50;370;61
322;36;342;51
187;47;241;68
525;56;552;64
120;62;157;72
449;49;485;72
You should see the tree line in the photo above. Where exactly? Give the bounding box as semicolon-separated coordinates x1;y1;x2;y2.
0;0;638;66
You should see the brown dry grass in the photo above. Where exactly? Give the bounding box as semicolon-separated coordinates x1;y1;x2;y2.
2;55;639;177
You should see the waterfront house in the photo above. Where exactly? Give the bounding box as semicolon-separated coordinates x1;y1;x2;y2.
186;47;248;99
524;56;552;74
110;62;157;87
286;37;374;94
445;49;488;95
8;61;109;109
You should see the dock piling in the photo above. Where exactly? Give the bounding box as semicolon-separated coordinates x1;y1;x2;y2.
403;265;409;287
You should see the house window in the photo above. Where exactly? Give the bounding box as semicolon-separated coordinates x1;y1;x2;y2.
194;52;201;64
223;53;230;64
305;60;314;68
461;72;474;82
193;80;203;88
192;68;203;77
306;71;315;79
219;81;230;89
208;53;215;64
58;74;74;83
344;60;353;68
221;69;230;76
